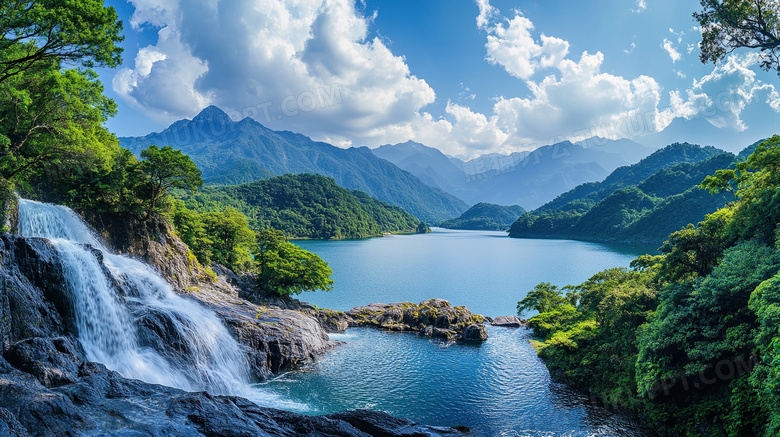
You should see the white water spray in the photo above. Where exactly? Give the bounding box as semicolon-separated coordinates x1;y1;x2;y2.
17;199;251;395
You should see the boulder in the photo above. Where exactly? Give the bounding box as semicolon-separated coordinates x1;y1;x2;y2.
317;309;350;333
490;315;526;328
462;324;489;342
346;300;488;342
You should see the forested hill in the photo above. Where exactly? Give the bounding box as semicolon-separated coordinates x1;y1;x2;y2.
177;173;428;240
119;106;467;224
509;143;734;244
439;203;525;231
520;135;780;436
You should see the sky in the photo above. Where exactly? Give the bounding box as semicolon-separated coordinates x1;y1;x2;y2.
99;0;780;157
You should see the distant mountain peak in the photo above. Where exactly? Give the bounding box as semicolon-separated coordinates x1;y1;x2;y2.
191;105;234;125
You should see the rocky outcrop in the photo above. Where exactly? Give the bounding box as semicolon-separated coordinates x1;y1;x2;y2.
317;309;351;333
187;284;336;378
490;315;526;328
346;299;488;342
76;212;337;379
0;231;466;436
0;349;465;437
0;234;72;351
82;211;203;290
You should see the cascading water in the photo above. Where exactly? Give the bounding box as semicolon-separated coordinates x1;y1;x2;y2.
17;199;255;397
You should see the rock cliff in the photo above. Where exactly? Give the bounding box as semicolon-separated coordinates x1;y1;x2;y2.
0;231;465;436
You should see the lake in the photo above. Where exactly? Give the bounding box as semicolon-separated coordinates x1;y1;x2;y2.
257;229;657;436
295;228;655;317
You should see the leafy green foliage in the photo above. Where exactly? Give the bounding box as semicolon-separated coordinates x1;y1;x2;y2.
517;283;569;316
255;228;334;297
522;137;780;435
509;146;735;243
440;202;525;231
0;0;123;82
695;0;780;74
139;145;202;219
177;173;427;239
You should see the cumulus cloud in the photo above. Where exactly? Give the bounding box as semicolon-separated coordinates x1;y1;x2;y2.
455;1;666;151
475;0;498;29
662;38;682;62
484;15;569;80
662;53;780;131
114;0;437;147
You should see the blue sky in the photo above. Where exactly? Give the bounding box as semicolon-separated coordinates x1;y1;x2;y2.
99;0;780;156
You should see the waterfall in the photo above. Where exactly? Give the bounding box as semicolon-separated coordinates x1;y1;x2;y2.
17;199;252;396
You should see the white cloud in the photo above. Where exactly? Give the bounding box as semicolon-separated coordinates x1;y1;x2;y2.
662;38;682;62
662;54;780;131
624;42;636;54
475;0;498;29
631;0;647;13
114;0;438;148
484;15;569;80
675;70;687;79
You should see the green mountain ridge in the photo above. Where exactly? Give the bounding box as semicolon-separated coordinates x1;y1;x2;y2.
119;106;468;224
509;144;736;244
177;173;426;240
439;203;525;231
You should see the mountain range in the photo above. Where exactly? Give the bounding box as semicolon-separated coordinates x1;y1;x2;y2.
508;143;739;244
119;106;468;224
373;138;655;210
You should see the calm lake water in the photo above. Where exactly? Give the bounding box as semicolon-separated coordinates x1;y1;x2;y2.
295;228;654;317
258;229;657;436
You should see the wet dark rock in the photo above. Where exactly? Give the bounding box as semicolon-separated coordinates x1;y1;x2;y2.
317;309;350;333
490;315;526;328
0;218;467;435
346;300;488;342
0;347;465;437
0;234;71;350
462;324;489;342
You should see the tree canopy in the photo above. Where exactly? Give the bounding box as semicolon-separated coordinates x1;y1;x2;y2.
139;145;202;219
0;0;124;82
517;136;780;435
255;228;334;297
695;0;780;73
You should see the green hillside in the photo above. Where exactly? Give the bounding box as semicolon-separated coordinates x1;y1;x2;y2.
509;145;735;244
120;106;467;224
177;173;428;240
439;203;525;231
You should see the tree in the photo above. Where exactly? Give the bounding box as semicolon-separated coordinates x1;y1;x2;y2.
517;282;569;316
138;145;202;219
0;51;119;181
0;0;123;83
255;228;334;297
695;0;780;73
201;208;254;271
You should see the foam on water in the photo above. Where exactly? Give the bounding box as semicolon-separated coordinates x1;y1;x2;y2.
18;199;303;409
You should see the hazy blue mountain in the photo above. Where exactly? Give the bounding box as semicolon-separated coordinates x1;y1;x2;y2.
119;106;468;224
373;138;653;210
373;141;466;195
439;203;526;231
509;145;735;244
